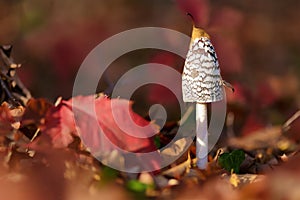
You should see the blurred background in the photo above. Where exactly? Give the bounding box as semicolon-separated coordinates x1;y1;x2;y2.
1;0;299;136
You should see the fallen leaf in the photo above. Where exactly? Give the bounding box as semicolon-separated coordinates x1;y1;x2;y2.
126;179;149;193
41;101;77;148
21;98;52;126
41;94;159;172
0;104;15;135
223;173;264;189
229;126;282;150
67;95;158;153
218;149;245;173
229;173;240;188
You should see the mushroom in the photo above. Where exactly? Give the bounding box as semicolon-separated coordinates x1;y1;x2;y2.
182;14;224;169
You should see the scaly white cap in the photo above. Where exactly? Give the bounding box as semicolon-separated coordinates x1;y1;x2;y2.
182;26;223;103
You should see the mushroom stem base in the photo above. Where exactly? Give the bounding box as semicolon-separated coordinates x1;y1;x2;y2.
196;103;208;169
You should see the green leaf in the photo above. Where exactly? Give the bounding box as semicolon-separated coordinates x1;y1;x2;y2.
126;180;148;193
154;135;161;148
100;166;119;183
218;149;245;173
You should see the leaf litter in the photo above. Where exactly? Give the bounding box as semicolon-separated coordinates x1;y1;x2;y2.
0;92;299;199
0;46;300;199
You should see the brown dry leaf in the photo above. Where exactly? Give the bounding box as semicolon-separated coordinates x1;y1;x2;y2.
21;98;52;126
238;176;269;200
228;126;282;150
0;172;39;200
176;176;239;200
0;105;14;136
9;106;25;117
161;158;193;178
223;173;264;188
19;99;52;140
265;153;300;199
161;144;194;178
229;173;240;188
66;183;131;200
0;147;79;200
239;153;300;199
270;172;300;200
160;137;192;164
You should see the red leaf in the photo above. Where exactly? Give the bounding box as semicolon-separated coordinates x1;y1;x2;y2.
41;101;77;148
67;95;158;153
42;95;158;153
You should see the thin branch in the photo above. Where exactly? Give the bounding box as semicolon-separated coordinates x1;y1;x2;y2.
283;110;300;131
0;45;31;106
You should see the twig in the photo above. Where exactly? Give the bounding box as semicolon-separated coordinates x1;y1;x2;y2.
0;76;19;107
0;45;31;106
283;110;300;131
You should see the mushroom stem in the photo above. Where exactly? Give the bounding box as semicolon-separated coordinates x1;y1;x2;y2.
196;103;208;169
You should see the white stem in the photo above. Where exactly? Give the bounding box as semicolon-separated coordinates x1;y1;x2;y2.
196;103;208;169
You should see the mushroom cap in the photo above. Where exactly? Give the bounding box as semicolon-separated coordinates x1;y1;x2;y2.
182;27;223;103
